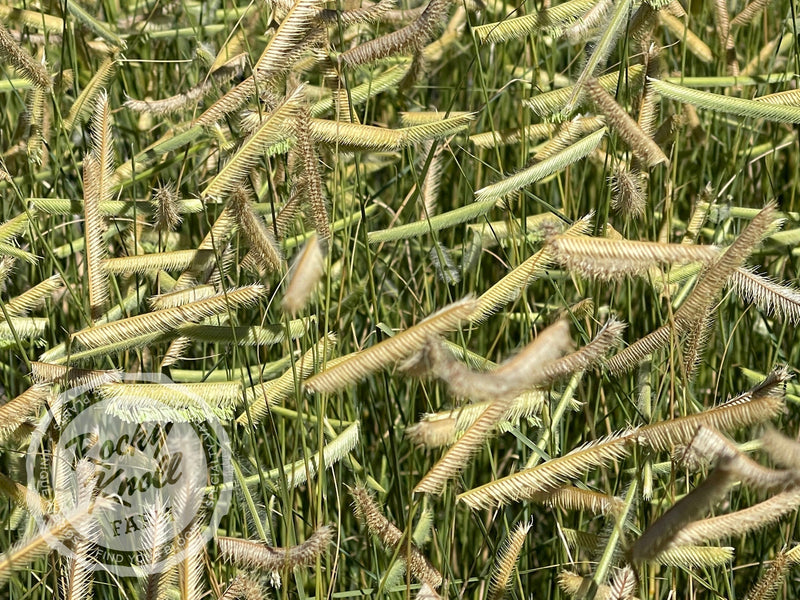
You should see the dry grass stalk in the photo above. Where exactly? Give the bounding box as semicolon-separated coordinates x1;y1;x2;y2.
608;565;637;599
0;466;105;583
194;0;322;126
728;267;800;324
675;203;777;324
731;0;773;27
84;91;116;320
607;203;777;373
4;274;63;317
535;319;627;386
26;85;48;166
744;549;790;600
101;249;217;275
650;545;735;569
413;319;570;403
124;58;245;115
634;395;784;452
202;87;303;200
533;115;606;161
531;486;625;516
217;576;264;600
29;362;122;389
273;192;304;239
563;0;614;44
62;56;116;133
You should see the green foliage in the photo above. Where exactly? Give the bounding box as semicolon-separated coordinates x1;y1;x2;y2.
2;0;800;598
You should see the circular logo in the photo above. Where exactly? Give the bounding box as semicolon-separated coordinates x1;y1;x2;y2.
26;373;232;576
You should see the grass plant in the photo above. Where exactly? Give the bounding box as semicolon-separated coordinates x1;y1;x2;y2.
2;0;800;598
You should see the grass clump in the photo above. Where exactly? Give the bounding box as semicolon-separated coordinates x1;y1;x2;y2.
1;0;800;598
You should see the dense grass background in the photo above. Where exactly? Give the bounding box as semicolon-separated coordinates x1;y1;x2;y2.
2;0;800;598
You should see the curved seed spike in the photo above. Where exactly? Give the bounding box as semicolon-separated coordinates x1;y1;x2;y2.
124;59;244;115
71;285;267;350
585;78;668;168
728;267;800;324
0;384;52;443
218;525;334;571
294;111;331;241
338;0;452;67
744;549;790;600
666;488;800;548
632;462;736;562
0;22;51;90
651;545;734;569
5;274;63;317
406;390;547;448
731;0;773;27
304;297;476;394
283;235;326;315
489;520;532;600
30;362;122;389
651;79;800;123
193;0;322;127
548;235;716;279
525;65;645;117
564;0;633;115
635;395;784;452
457;431;634;509
475;129;605;201
101;250;217;274
202;88;304;201
229;187;283;274
536;486;625;516
472;0;596;44
350;486;442;587
412;321;572;494
62;57;116;132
